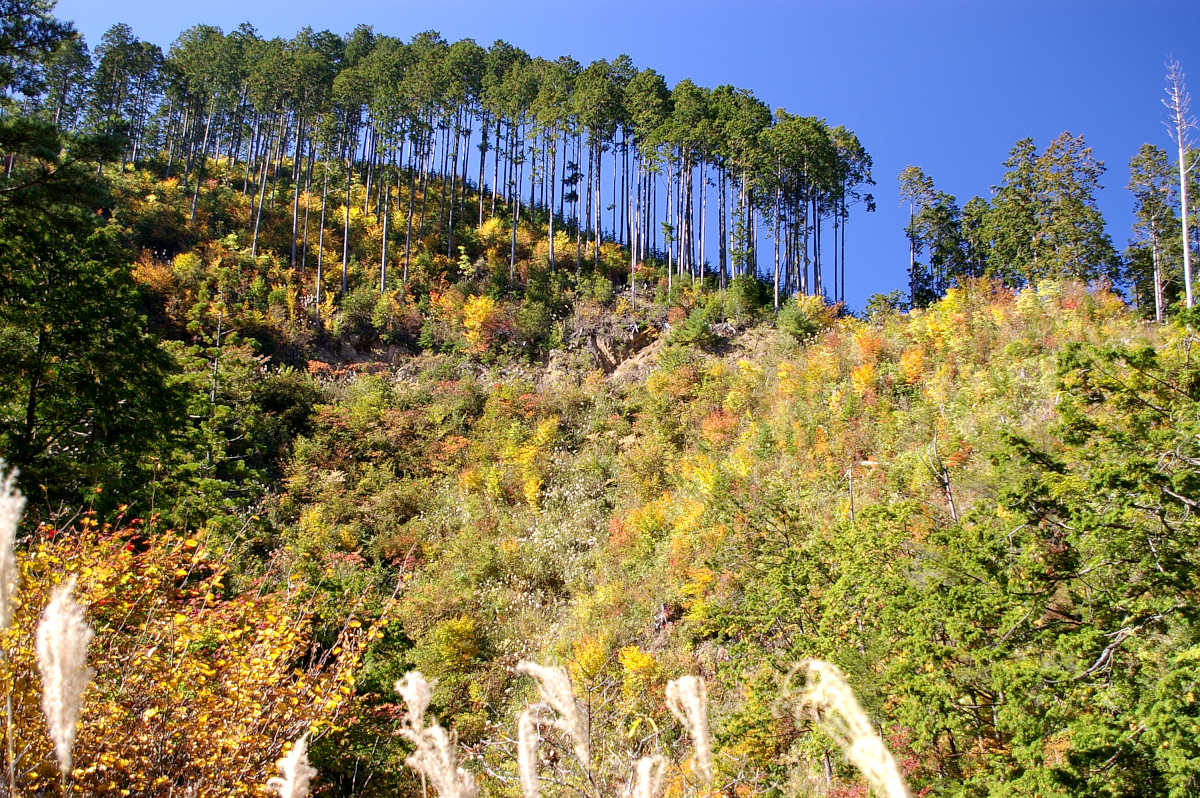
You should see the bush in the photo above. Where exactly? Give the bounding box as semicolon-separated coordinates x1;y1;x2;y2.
776;294;835;341
724;274;770;322
668;296;722;349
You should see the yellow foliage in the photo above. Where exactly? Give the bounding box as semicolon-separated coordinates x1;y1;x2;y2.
132;255;174;294
522;474;543;506
776;360;801;396
899;347;926;384
462;294;499;352
2;525;384;795
851;361;876;396
617;645;658;698
478;215;508;246
570;633;611;685
458;466;483;492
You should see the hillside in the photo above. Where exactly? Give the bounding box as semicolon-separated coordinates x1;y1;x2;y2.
8;240;1200;794
5;5;1200;797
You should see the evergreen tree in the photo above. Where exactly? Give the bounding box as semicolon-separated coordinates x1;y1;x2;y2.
1127;143;1180;320
1033;131;1118;282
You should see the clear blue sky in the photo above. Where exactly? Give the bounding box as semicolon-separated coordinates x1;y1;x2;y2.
53;0;1200;311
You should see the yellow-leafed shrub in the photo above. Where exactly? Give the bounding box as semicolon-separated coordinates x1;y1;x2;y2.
1;522;381;796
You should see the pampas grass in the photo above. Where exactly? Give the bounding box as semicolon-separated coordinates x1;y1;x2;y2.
517;703;546;798
0;462;22;798
665;675;712;783
0;462;22;630
35;576;94;785
515;660;589;767
267;734;317;798
396;671;479;798
795;660;910;798
628;755;666;798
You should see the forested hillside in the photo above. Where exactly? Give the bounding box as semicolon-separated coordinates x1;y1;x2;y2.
4;2;1200;796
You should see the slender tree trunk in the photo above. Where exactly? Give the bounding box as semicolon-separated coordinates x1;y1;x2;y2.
840;189;847;302
630;155;639;299
666;157;674;298
404;134;417;284
773;159;782;310
189;104;215;224
510;141;523;282
250;122;275;258
446;113;460;258
317;164;328;327
342;151;352;294
594;140;603;264
1179;144;1194;307
438;121;449;237
718;169;727;288
301;143;314;276
699;161;707;278
363;126;375;214
548;129;557;270
1152;225;1165;322
479;111;489;224
381;172;390;293
418;117;433;241
290;117;305;267
491;117;502;218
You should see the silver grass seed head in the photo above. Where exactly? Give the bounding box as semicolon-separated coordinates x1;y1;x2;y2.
396;670;433;730
396;672;476;798
517;703;547;798
35;576;94;778
515;660;589;766
665;675;713;783
267;734;318;798
404;724;478;798
797;660;911;798
629;755;667;798
0;461;24;629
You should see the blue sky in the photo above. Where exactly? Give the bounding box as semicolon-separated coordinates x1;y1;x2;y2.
54;0;1200;311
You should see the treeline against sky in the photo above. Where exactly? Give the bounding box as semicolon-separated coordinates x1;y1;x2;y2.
12;20;876;303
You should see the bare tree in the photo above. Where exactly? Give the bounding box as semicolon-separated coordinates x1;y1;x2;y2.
1165;58;1198;307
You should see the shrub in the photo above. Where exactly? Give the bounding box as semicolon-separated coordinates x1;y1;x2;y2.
724;274;770;322
777;294;836;341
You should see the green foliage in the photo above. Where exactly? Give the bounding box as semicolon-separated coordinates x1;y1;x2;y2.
668;296;722;348
0;117;183;508
724;274;770;322
776;294;834;340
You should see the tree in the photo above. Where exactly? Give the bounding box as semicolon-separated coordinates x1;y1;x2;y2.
898;167;970;306
898;165;935;304
38;34;89;129
1127;143;1179;321
0;118;181;508
961;196;990;278
985;138;1040;284
979;134;1116;286
1165;58;1198;307
0;0;73;100
1033;131;1118;282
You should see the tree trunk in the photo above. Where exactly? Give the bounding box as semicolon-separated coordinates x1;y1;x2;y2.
548;129;557;270
381;172;390;293
718;169;727;288
316;163;328;328
189;105;215;224
404;132;417;284
290;117;305;267
342;150;352;294
250;121;275;258
510;139;523;282
1178;142;1194;307
773;159;782;310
